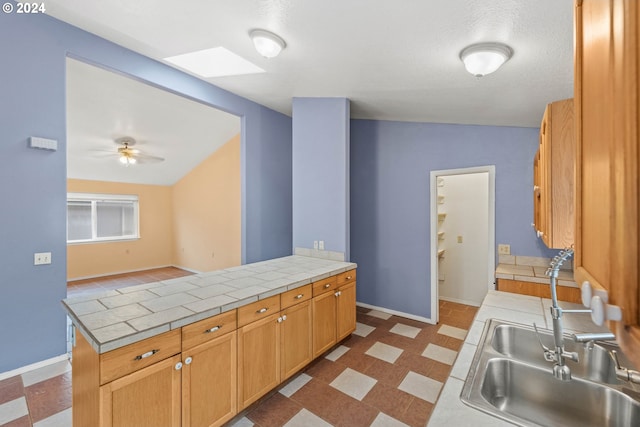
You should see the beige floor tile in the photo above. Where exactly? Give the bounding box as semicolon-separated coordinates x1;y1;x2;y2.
437;324;467;340
370;412;411;427
0;397;28;425
367;310;392;320
329;368;377;401
422;343;458;365
279;373;312;398
325;345;350;361
21;361;71;387
354;322;376;337
284;408;332;427
390;323;421;339
365;342;404;364
398;371;443;404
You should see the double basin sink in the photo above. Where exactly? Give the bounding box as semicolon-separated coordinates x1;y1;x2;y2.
461;319;640;426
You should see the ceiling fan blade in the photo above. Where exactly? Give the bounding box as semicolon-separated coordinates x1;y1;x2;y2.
133;153;165;164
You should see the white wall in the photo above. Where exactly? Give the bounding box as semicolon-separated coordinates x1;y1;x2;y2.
438;172;489;306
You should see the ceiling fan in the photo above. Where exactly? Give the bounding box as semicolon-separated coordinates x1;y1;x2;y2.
113;136;164;166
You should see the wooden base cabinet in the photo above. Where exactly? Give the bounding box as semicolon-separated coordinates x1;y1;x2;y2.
280;299;313;381
336;281;357;341
73;269;357;426
100;354;182;427
312;289;338;358
237;312;281;410
312;270;357;358
181;331;237;427
74;316;238;427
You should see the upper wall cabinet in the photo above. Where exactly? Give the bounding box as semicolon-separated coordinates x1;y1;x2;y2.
574;0;639;361
533;98;575;249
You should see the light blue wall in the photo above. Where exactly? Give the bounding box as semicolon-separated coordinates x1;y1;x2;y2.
0;12;292;372
350;119;557;319
292;98;350;258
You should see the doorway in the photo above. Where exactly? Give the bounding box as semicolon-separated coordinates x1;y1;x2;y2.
430;166;495;324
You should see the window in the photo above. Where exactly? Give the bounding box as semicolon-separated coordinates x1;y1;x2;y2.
67;193;139;243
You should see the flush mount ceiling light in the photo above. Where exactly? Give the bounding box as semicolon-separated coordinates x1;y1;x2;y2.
460;42;513;77
250;29;286;58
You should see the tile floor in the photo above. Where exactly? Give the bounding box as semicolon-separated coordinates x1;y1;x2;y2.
0;267;478;427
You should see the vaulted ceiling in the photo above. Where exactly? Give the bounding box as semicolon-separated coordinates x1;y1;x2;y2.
58;0;574;185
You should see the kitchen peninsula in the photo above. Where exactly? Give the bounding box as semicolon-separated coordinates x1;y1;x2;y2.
63;255;357;427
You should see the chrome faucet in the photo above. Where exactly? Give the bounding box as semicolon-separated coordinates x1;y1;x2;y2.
609;350;640;385
534;248;592;380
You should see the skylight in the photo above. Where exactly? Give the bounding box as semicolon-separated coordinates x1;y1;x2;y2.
164;47;265;78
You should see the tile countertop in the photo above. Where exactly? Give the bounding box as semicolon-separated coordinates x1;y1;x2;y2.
428;290;612;426
62;255;357;354
495;264;577;287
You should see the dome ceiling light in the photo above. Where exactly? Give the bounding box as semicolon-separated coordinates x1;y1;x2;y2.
250;29;286;58
460;42;513;77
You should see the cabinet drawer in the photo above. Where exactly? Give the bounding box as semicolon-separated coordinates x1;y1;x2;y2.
312;276;337;296
182;309;237;350
99;329;181;385
237;295;281;328
337;269;356;285
281;284;312;310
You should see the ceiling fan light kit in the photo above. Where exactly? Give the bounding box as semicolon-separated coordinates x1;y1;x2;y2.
111;136;164;166
460;42;513;77
250;29;286;58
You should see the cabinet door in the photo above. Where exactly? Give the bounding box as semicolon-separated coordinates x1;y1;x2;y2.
182;331;237;427
237;313;280;410
336;282;357;341
281;300;312;381
575;0;640;361
533;148;541;236
537;99;574;249
574;0;614;292
312;290;337;358
99;354;181;427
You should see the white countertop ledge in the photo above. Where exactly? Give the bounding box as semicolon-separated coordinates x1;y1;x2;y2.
62;255;357;354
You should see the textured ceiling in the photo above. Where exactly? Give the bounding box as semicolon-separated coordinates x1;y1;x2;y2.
47;0;574;128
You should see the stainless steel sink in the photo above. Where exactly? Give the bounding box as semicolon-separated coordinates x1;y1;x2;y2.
490;322;624;384
461;319;640;427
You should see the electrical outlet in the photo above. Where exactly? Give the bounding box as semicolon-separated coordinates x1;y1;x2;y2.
457;235;463;243
34;252;52;265
313;240;319;250
319;240;325;250
498;244;511;255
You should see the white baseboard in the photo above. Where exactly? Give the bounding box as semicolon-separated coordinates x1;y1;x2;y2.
0;354;69;381
439;296;482;308
356;301;437;325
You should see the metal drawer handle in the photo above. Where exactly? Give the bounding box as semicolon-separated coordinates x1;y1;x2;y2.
335;291;342;297
324;283;331;289
257;307;268;314
295;294;304;299
346;276;352;280
184;357;193;365
135;349;159;360
205;325;221;333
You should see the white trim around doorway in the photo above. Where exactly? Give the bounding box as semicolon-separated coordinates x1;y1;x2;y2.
429;165;496;324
